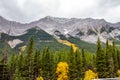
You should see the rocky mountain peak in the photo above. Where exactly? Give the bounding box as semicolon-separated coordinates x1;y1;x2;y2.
0;16;120;44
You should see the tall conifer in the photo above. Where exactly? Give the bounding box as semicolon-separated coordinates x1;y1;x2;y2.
96;38;107;78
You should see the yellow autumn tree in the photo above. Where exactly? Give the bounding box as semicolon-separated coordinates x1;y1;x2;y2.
19;45;26;54
56;62;69;80
36;76;44;80
117;70;120;77
84;69;98;80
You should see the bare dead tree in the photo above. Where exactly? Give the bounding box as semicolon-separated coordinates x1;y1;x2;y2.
1;22;11;80
2;24;11;64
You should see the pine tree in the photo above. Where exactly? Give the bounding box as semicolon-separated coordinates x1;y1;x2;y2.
117;50;120;69
105;40;115;78
82;49;86;69
74;49;83;79
27;36;34;55
9;54;17;80
112;40;119;76
96;38;107;78
14;68;25;80
41;47;53;79
68;46;76;79
22;36;35;80
33;50;41;79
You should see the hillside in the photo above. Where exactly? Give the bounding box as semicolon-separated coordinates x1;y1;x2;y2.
0;16;120;52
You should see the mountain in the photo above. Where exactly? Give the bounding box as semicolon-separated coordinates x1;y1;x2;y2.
0;16;120;42
0;27;70;51
0;16;120;52
0;27;97;52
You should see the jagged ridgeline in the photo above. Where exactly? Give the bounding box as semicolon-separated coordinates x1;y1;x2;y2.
0;26;97;53
1;16;120;53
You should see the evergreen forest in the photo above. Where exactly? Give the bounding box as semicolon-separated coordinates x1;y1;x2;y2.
0;36;120;80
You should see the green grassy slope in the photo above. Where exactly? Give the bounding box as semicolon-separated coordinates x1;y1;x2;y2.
9;28;69;51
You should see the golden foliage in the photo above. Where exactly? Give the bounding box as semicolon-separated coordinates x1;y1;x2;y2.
36;76;44;80
56;38;78;52
117;70;120;77
19;45;27;54
84;69;98;80
56;62;69;80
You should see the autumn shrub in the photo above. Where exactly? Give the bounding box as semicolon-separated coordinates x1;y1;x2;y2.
56;62;69;80
117;70;120;77
36;76;44;80
84;69;98;80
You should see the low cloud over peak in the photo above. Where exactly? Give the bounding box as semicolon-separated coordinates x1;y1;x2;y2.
0;0;120;23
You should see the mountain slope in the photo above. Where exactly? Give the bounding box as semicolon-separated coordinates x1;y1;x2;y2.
0;16;120;52
0;27;70;51
55;37;78;52
0;26;98;52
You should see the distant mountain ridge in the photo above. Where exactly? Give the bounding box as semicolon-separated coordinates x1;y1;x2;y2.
0;16;120;45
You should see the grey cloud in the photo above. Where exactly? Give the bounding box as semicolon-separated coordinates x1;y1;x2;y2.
0;0;120;23
99;0;120;7
0;0;25;20
0;0;60;23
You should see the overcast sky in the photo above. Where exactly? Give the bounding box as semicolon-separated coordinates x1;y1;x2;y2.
0;0;120;23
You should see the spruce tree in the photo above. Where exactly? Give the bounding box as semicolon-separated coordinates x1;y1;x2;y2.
17;52;26;79
33;50;41;79
9;54;17;80
75;49;83;79
105;40;115;77
117;50;120;69
81;48;87;78
96;38;107;78
14;68;25;80
112;40;118;76
41;47;53;79
82;49;86;69
68;46;76;80
22;36;34;80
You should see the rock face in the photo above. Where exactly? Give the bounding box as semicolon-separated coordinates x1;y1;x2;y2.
8;39;23;48
0;16;120;43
